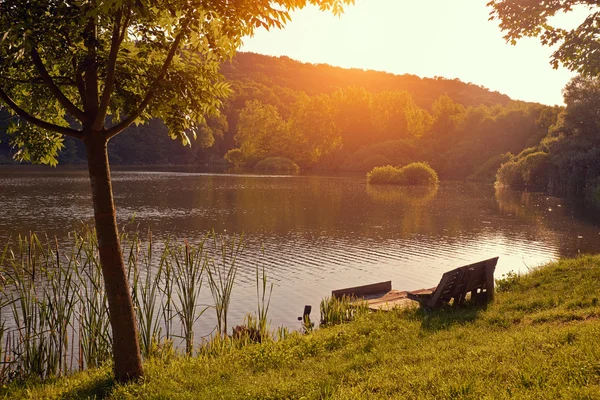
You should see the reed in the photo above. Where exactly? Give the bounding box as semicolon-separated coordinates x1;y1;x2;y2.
319;296;369;327
0;227;259;382
206;232;244;337
0;227;289;383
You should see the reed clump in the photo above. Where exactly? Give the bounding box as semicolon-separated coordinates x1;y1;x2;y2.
319;296;369;327
0;228;263;383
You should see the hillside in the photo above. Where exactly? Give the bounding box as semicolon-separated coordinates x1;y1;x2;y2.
222;52;511;109
1;52;549;178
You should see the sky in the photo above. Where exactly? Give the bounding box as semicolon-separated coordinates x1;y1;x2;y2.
240;0;588;106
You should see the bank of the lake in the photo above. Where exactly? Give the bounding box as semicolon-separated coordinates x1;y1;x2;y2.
5;255;600;399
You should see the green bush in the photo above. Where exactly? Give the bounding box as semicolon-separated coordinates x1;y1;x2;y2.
520;151;550;187
468;152;513;183
254;157;300;173
367;162;439;186
367;165;402;184
224;148;245;167
397;162;439;186
495;151;549;189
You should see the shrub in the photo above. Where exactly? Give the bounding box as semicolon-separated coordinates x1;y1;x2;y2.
495;160;524;188
397;162;439;186
367;165;401;184
367;162;439;186
224;148;245;167
254;157;300;173
468;152;513;183
495;151;549;189
520;152;550;187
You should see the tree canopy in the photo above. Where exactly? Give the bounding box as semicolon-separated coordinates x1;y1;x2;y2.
488;0;600;75
0;0;353;163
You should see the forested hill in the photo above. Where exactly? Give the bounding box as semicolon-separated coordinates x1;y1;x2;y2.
222;52;511;109
1;52;554;181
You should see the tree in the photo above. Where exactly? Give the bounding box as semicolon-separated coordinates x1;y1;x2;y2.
233;100;287;165
0;0;353;382
487;0;600;75
287;93;341;166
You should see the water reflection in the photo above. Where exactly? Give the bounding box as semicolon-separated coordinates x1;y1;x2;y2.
1;168;599;334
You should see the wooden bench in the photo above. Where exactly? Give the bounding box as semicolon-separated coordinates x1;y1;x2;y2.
406;257;498;308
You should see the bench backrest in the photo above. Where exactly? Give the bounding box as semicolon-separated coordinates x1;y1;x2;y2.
428;257;498;308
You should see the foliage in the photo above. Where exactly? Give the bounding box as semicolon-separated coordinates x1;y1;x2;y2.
494;75;600;199
224;148;245;167
254;157;300;173
6;255;600;399
468;152;513;182
367;163;439;186
0;52;552;177
234;100;288;165
396;162;439;186
342;140;416;172
488;0;600;75
495;152;549;189
367;165;403;185
286;93;342;166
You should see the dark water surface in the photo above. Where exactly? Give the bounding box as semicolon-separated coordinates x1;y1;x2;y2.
1;166;600;336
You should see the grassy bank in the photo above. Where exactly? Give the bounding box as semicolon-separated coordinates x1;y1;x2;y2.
4;255;600;399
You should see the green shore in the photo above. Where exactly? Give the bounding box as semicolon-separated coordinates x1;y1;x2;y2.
4;255;600;399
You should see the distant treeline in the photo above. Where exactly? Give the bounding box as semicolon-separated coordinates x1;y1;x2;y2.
1;52;557;182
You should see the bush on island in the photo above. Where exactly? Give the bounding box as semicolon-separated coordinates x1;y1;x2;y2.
367;162;439;186
254;157;300;173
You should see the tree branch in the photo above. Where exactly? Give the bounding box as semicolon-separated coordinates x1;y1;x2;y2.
83;16;99;118
93;8;125;130
31;47;87;122
104;19;190;139
0;86;85;139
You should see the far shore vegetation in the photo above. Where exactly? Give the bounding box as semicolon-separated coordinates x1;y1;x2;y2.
3;254;600;399
254;157;300;173
367;162;439;186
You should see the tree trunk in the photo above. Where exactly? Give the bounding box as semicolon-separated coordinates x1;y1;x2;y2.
84;133;143;382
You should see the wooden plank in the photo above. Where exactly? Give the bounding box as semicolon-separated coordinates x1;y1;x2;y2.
332;281;392;299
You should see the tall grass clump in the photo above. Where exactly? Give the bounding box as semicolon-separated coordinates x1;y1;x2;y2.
254;157;300;173
0;228;253;382
319;296;369;327
367;162;439;186
206;232;244;337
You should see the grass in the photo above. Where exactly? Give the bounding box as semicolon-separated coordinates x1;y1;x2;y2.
367;162;439;186
4;255;600;399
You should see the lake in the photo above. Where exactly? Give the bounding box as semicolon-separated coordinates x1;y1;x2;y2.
1;167;600;338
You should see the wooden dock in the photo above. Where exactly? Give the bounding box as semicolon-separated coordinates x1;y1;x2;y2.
331;257;498;311
331;281;433;311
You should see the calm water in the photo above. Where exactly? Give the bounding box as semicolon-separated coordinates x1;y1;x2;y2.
1;167;600;336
